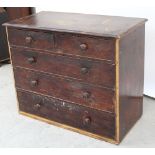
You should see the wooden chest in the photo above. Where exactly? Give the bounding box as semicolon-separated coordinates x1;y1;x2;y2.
4;11;147;144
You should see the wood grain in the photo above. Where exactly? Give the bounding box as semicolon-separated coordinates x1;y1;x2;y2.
11;47;115;88
14;67;115;112
119;24;145;141
17;89;116;139
55;32;115;61
8;28;54;50
3;11;147;38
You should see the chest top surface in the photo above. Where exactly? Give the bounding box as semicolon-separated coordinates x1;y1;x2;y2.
4;11;147;38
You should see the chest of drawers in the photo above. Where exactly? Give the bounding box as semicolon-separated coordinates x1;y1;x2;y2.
4;11;147;144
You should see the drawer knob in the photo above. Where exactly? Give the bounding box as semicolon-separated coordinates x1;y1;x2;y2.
25;36;32;44
83;91;91;99
30;80;38;87
83;116;91;125
80;43;87;50
81;67;89;74
28;57;35;64
34;103;41;110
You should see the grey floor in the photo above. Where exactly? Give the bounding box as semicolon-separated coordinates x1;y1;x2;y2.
0;64;155;148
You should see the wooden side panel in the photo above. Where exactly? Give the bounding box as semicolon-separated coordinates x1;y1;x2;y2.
119;24;145;141
17;89;116;139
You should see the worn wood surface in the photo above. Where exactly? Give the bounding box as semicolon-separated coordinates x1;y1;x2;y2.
119;24;145;141
8;28;54;50
17;89;115;139
11;47;115;88
55;32;115;61
14;67;115;112
8;28;115;61
4;11;147;38
4;11;147;144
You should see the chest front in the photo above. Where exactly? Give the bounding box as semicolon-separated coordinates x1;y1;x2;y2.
4;11;147;144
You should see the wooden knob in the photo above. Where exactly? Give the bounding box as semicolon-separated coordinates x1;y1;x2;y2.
25;36;32;44
30;80;38;87
80;43;87;50
34;103;41;110
81;67;89;74
83;116;91;125
83;91;91;99
28;57;35;64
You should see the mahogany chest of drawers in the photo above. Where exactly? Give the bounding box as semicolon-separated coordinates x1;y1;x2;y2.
4;11;147;144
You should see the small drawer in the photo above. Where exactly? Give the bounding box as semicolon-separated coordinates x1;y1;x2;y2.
11;47;115;88
17;89;115;139
8;28;54;50
14;68;115;112
55;33;115;61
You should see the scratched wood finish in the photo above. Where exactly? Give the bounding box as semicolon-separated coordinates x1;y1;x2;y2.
55;33;115;61
11;47;115;88
4;11;147;38
8;28;54;50
14;67;115;112
8;28;115;61
17;89;115;139
4;11;147;144
119;24;145;141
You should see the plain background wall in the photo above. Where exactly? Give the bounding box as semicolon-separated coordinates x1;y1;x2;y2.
2;0;155;97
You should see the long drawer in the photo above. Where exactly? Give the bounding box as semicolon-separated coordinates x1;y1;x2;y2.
14;67;115;112
11;47;115;88
17;89;115;139
8;28;115;61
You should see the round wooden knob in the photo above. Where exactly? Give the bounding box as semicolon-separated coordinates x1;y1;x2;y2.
83;91;91;99
28;57;35;64
81;67;89;74
25;36;32;44
80;43;87;50
34;103;41;110
83;116;91;125
30;80;38;87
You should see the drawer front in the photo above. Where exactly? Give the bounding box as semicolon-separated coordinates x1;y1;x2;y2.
17;89;115;139
8;28;54;50
11;47;115;88
55;33;115;61
14;68;115;112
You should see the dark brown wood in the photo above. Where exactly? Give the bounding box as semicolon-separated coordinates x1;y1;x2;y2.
55;32;115;61
4;11;147;38
14;67;115;112
0;7;35;63
8;28;115;61
10;47;115;88
0;8;9;62
4;11;147;144
5;7;35;20
8;28;54;50
119;24;145;141
17;89;115;139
